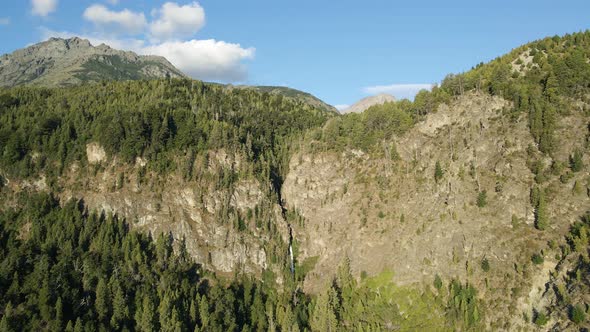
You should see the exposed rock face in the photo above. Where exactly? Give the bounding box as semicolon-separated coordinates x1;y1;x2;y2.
0;149;290;279
340;93;396;114
0;37;185;87
86;143;106;164
282;92;590;327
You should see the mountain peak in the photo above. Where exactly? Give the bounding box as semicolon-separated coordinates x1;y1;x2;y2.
340;93;396;114
0;37;186;87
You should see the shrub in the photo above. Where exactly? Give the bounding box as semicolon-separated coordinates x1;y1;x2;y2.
534;311;548;326
477;191;487;208
570;304;586;324
570;149;584;172
481;258;490;272
531;253;544;265
434;274;443;290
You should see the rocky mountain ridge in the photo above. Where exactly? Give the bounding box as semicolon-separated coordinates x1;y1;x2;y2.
0;37;339;114
0;37;186;87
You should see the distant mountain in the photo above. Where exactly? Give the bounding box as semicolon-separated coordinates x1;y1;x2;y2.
235;85;338;113
0;37;185;87
340;93;396;114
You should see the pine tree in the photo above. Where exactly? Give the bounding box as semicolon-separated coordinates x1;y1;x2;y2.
336;257;356;322
310;291;329;332
110;281;129;329
170;308;184;332
434;161;444;183
73;318;84;332
0;302;14;331
570;149;584;172
159;292;173;330
250;288;266;330
54;297;64;331
198;295;209;330
539;104;556;153
476;191;487;208
95;278;111;321
189;298;198;327
535;192;548;230
38;280;52;322
138;294;157;332
543;74;559;102
311;288;339;332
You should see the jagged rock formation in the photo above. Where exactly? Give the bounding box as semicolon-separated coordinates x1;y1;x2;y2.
0;37;185;87
340;93;396;114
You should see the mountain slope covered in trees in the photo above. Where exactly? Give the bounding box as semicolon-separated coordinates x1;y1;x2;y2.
1;31;590;331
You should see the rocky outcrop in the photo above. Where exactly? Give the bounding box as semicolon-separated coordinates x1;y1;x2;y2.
282;91;590;328
340;93;396;114
86;143;106;164
0;149;287;279
0;37;185;87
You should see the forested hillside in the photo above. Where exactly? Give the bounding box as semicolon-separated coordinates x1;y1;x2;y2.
1;31;590;331
0;79;329;181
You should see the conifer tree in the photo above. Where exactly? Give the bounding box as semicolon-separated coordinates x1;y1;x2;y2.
138;294;157;332
535;192;548;230
434;161;444;184
54;297;64;331
95;278;111;321
110;281;129;329
73;318;83;332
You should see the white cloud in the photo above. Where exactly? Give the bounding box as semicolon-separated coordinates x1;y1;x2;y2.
363;84;433;100
142;39;255;82
31;0;58;17
83;4;147;35
150;2;205;41
39;27;255;82
38;2;254;82
334;104;349;111
0;18;10;25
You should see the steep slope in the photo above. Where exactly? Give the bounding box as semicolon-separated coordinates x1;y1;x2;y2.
283;91;590;329
281;30;590;330
340;93;396;114
1;31;590;330
0;79;331;281
0;37;185;87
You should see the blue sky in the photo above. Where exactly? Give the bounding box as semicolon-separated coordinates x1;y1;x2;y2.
0;0;589;108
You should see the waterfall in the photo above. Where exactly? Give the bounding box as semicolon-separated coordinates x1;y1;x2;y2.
289;241;295;275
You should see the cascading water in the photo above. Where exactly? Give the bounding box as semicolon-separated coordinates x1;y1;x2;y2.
272;167;295;278
288;227;295;275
